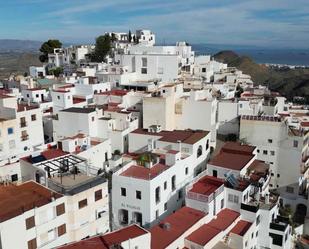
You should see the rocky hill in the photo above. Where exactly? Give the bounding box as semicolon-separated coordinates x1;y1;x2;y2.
214;51;309;102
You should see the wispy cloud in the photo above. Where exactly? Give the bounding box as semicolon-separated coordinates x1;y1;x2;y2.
0;0;309;48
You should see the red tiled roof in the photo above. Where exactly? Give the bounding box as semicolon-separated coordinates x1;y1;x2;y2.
0;181;62;222
59;225;148;249
190;176;224;196
120;164;169;180
103;224;148;246
132;129;209;145
186;209;239;246
209;152;254;171
150;207;206;249
301;122;309;127
230;220;252;236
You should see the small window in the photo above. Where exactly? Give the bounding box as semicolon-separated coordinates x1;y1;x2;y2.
57;224;66;237
270;151;275;156
31;114;36;121
221;198;224;209
164;181;167;190
164;202;167;211
257;149;260;153
121;187;126;196
27;238;37;249
277;174;280;178
57;96;60;100
263;150;268;155
78;199;88;209
25;216;35;230
95;189;102;201
92;117;95;122
293;140;299;148
171;175;176;191
7;127;14;135
286;186;294;193
136;190;141;200
36;94;39;98
141;68;147;74
56;203;65;216
11;174;18;182
155;210;159;219
256;215;260;225
185;167;188;175
268;139;273;143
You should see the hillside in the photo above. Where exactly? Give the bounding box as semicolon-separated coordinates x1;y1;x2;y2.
0;52;42;78
214;51;309;101
0;39;42;53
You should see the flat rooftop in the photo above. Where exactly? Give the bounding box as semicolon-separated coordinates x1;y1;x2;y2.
0;181;62;222
132;129;209;145
150;206;206;249
189;175;224;196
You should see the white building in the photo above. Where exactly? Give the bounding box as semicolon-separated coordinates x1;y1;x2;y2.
112;128;211;228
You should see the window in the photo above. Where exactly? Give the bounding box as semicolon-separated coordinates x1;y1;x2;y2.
164;181;167;190
92;117;95;122
56;203;65;216
27;94;30;98
121;187;126;196
228;194;239;204
9;140;15;149
95;189;102;201
36;94;39;98
164;202;167;211
293;140;299;148
141;68;147;74
155;187;160;203
57;224;66;237
185;167;188;175
78;199;88;209
206;140;209;151
27;238;37;249
197;145;203;158
7;127;14;135
136;190;142;200
31;114;36;121
270;151;275;156
142;57;147;67
11;174;18;182
26;216;35;230
221;199;224;209
178;189;183;200
263;150;268;155
239;103;243;108
256;215;260;225
155;210;159;219
171;175;176;191
256;231;259;237
234;195;239;204
202;68;206;73
268;139;273;143
257;149;260;153
57;96;60;100
277;174;280;178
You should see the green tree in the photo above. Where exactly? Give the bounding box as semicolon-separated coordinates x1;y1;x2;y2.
48;67;63;77
39;39;62;62
90;34;112;62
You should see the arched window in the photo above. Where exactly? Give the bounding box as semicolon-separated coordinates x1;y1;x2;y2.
197;145;203;158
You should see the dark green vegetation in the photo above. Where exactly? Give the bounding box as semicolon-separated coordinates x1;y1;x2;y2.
39;39;62;62
214;51;309;102
89;34;112;62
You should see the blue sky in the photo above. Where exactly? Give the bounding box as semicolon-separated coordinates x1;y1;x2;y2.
1;0;309;48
